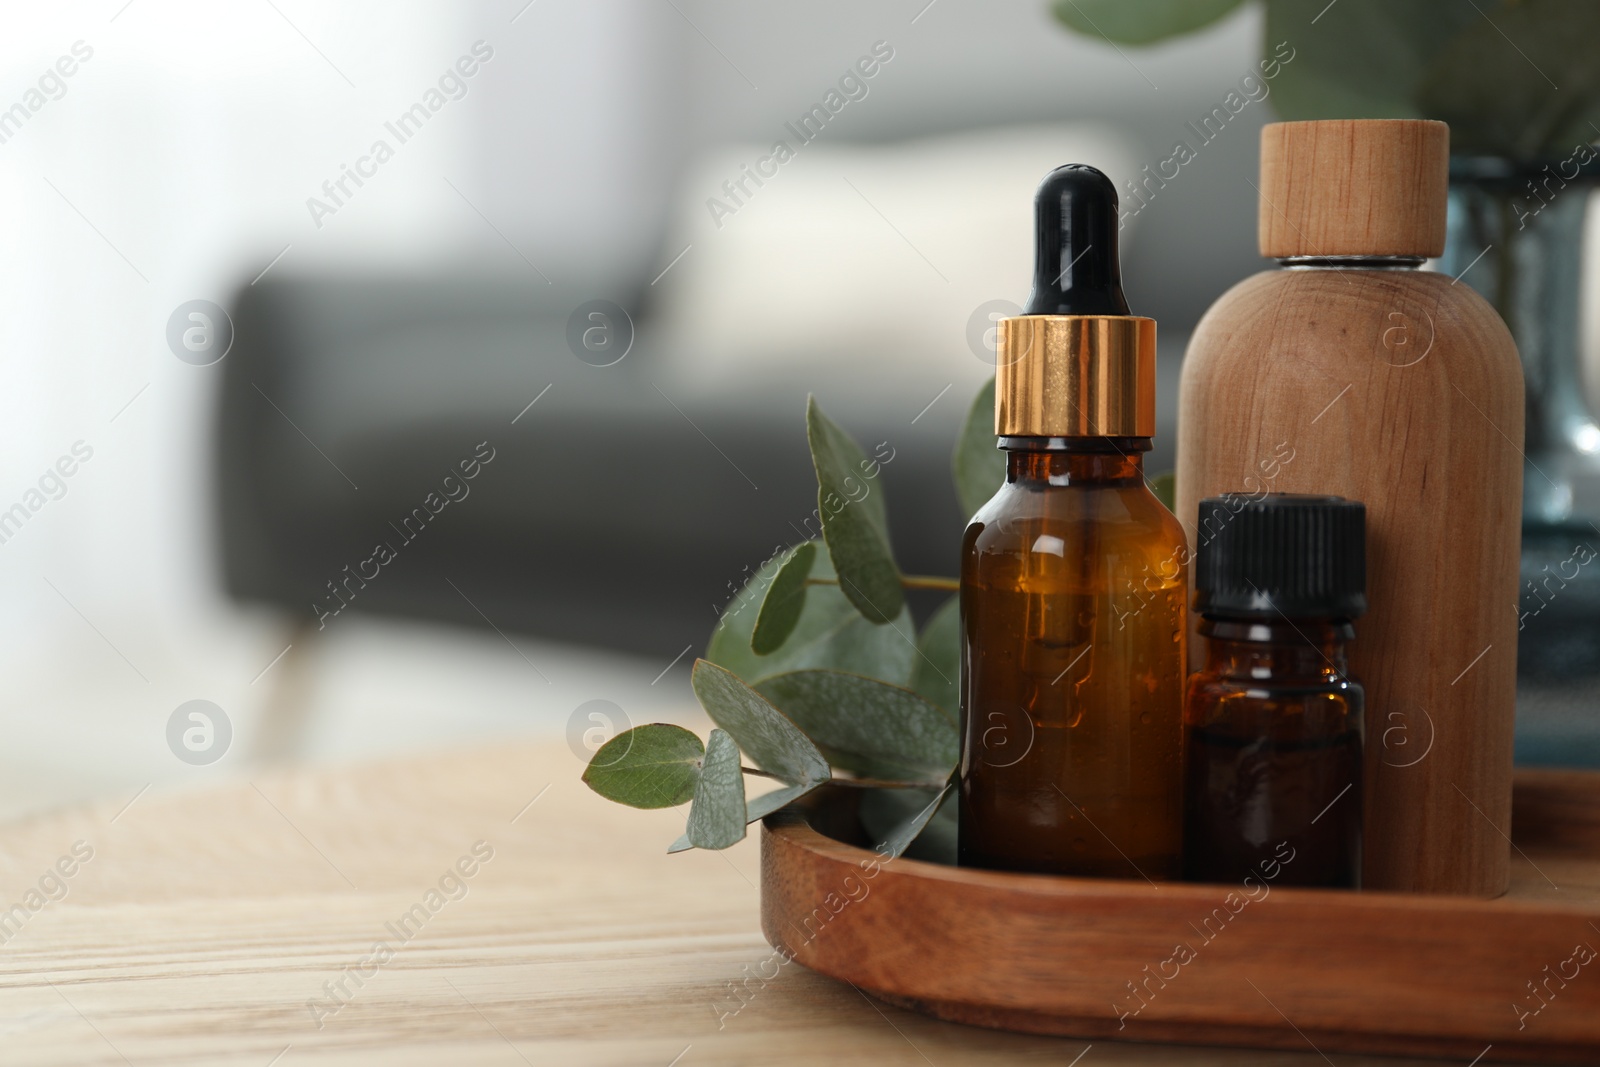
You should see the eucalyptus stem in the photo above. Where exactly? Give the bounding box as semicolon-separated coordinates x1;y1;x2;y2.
805;575;959;592
829;775;947;789
740;767;944;790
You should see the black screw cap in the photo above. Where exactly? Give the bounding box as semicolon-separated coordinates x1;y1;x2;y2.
1195;494;1368;621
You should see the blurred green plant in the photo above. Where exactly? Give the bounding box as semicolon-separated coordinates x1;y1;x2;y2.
1051;0;1600;158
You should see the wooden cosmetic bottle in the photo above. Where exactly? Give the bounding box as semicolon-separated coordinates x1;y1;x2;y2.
1176;120;1523;896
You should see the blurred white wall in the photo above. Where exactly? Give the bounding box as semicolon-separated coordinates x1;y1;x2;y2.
0;3;479;698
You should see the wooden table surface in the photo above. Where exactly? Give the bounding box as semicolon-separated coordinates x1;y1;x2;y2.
0;740;1493;1065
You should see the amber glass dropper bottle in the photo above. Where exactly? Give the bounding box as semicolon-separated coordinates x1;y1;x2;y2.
1184;494;1366;888
958;164;1187;878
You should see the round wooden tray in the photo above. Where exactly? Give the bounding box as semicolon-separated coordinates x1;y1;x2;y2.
760;773;1600;1065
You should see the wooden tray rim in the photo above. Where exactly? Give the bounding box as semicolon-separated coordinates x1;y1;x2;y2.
757;768;1600;1064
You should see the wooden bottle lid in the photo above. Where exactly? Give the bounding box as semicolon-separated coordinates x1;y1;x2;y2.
1258;119;1449;259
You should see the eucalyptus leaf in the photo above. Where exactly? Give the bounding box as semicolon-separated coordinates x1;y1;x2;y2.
1261;2;1441;122
874;780;955;860
666;779;823;853
859;786;958;865
751;541;817;655
952;376;1004;520
708;541;916;686
1051;0;1246;45
686;729;747;849
807;396;903;623
755;670;957;780
691;659;832;786
910;596;960;719
1051;0;1600;159
581;724;704;809
1414;0;1600;158
1149;471;1176;513
745;780;822;821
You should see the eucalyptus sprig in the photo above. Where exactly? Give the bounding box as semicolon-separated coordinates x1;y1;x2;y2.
581;385;1003;858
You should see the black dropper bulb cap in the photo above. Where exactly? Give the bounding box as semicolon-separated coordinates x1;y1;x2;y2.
1021;164;1131;316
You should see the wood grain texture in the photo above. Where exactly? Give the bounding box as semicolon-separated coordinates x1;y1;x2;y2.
1258;120;1449;258
763;772;1600;1065
1177;266;1524;896
0;737;1459;1067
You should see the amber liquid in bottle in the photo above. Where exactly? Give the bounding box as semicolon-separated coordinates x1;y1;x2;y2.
1184;618;1363;887
958;437;1187;877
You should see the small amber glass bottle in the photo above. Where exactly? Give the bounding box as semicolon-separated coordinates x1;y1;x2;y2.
958;165;1187;878
1184;494;1366;888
